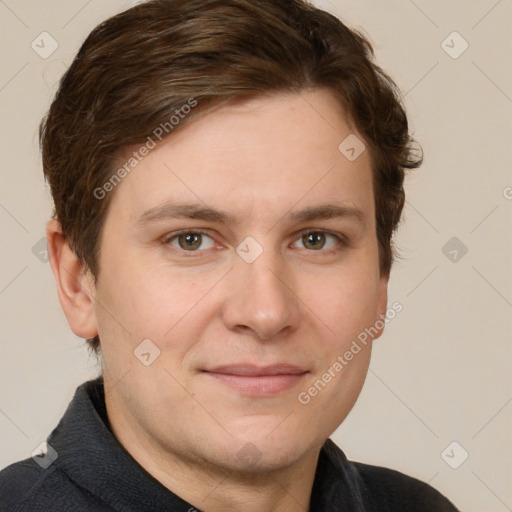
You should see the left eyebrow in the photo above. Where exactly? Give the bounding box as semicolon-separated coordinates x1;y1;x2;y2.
287;204;366;226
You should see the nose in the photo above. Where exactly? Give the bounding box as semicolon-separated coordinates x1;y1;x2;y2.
221;248;301;340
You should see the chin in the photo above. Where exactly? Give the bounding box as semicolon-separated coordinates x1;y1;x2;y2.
201;427;318;475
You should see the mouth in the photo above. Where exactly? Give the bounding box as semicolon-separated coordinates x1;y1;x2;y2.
201;364;309;396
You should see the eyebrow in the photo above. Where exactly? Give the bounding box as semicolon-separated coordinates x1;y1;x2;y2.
135;202;366;228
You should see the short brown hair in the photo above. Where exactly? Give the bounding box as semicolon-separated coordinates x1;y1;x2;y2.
40;0;422;352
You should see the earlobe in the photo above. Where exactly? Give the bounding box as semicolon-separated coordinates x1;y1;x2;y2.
46;219;98;339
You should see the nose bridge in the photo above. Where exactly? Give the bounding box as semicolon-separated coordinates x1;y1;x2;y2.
223;240;299;339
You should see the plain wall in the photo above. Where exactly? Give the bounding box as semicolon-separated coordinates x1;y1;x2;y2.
1;1;511;510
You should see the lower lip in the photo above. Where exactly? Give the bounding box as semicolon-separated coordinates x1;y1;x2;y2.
205;372;307;396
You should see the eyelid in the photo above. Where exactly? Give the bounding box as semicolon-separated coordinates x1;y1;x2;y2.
161;228;214;244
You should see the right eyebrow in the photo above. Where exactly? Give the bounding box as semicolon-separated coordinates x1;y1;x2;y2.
135;202;236;227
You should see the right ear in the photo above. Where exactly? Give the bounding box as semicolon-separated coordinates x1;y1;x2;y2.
46;219;98;339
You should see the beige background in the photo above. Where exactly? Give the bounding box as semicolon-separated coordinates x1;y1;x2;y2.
1;0;511;510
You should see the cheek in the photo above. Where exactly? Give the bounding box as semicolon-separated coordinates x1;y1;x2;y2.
95;258;219;362
97;254;171;330
294;264;379;428
304;261;381;345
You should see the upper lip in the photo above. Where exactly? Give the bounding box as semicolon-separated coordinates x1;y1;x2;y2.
204;364;308;376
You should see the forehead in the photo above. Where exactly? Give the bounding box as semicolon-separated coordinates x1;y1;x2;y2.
107;90;374;227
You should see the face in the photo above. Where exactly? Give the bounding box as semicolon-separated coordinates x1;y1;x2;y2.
90;90;388;473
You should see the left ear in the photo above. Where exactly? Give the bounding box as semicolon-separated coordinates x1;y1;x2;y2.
373;275;389;340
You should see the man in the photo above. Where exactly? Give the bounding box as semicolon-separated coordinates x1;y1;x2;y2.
0;0;459;510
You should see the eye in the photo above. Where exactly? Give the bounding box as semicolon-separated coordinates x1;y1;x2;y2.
165;230;215;252
292;230;344;252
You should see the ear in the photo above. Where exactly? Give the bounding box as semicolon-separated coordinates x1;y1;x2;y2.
46;219;98;339
373;274;389;341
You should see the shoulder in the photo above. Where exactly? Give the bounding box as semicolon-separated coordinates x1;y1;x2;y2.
318;439;459;511
0;457;105;512
0;456;53;510
352;461;459;511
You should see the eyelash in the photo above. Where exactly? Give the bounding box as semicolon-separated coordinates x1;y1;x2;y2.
161;229;347;258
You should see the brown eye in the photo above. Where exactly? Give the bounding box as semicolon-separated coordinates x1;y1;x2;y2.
178;233;202;250
302;232;326;250
165;231;215;252
291;230;344;253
